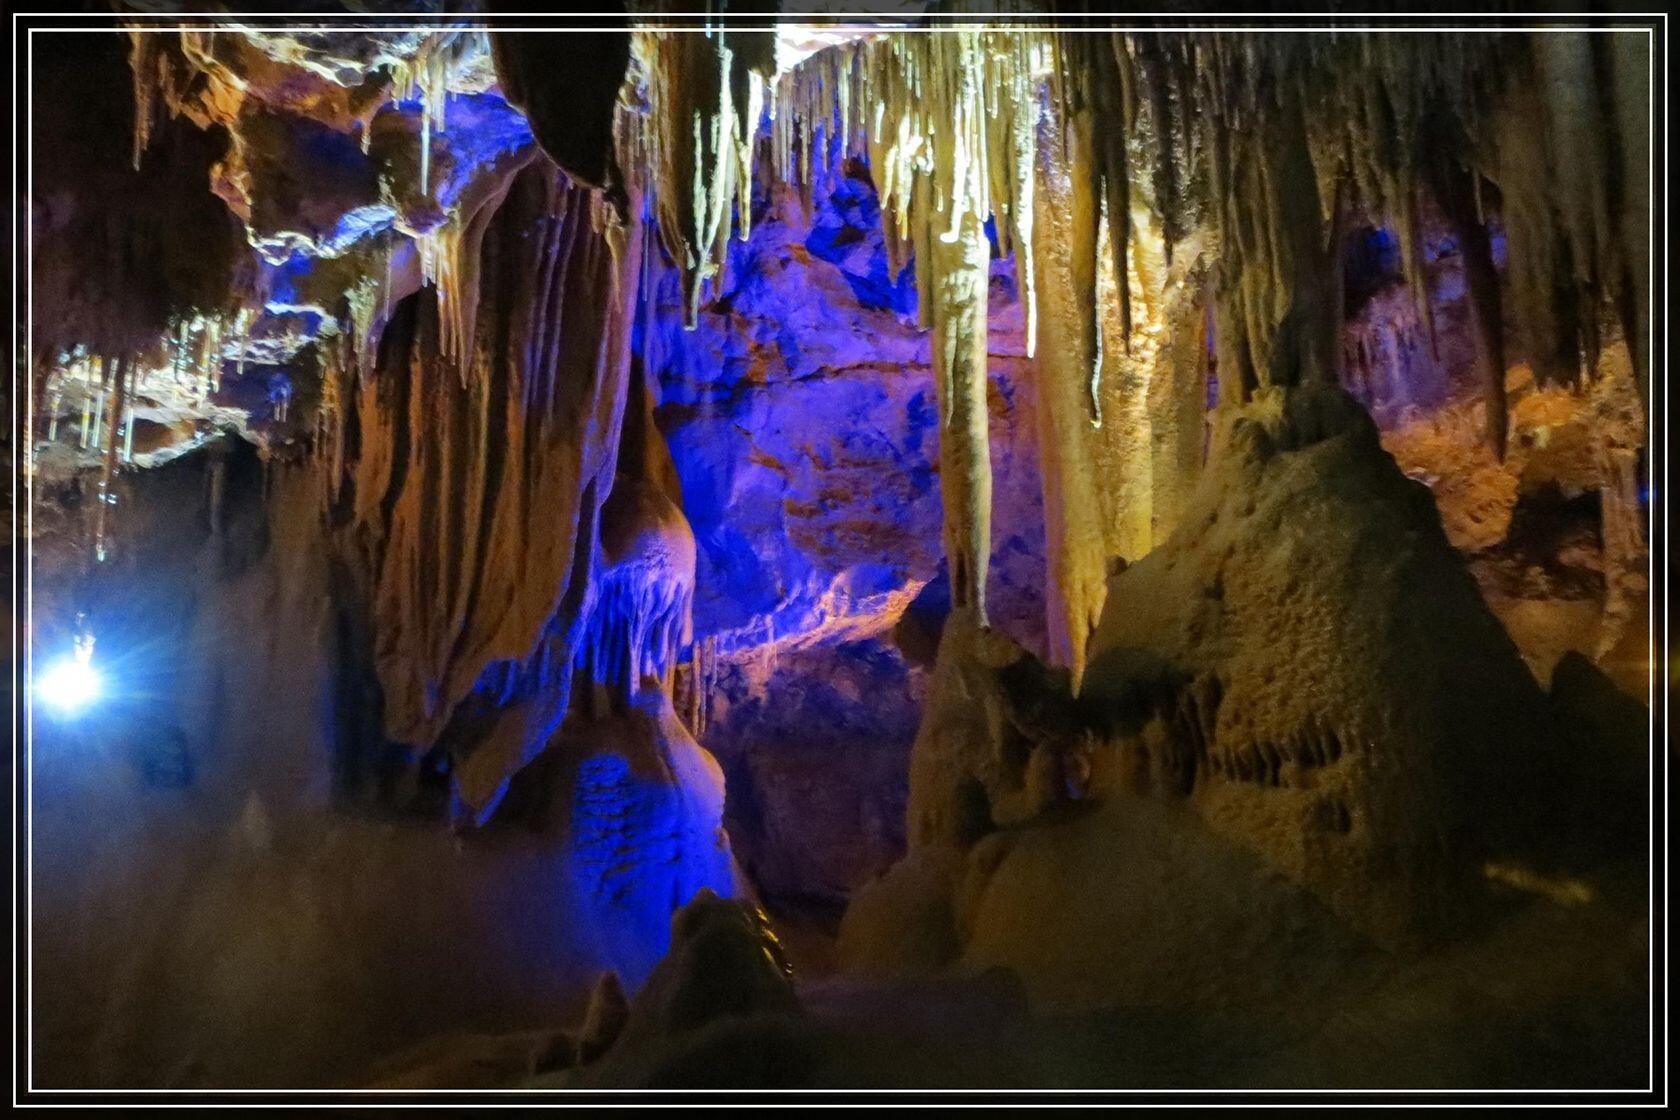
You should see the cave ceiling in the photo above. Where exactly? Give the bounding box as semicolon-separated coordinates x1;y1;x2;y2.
24;3;1652;812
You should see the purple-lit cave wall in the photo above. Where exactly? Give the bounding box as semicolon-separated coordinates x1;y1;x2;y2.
646;162;1047;661
1337;217;1509;424
641;160;1047;908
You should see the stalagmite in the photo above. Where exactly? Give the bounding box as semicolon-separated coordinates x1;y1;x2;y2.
1428;142;1509;458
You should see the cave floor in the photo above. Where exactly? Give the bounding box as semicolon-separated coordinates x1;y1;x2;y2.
749;865;1648;1091
516;821;1648;1092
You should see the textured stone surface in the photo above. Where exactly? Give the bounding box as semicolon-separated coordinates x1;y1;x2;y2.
1082;386;1564;944
645;167;1048;910
649;168;1047;662
703;640;924;909
536;690;742;989
22;21;1653;1093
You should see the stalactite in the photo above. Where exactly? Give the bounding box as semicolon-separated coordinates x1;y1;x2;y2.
79;359;98;451
44;23;1651;835
201;316;223;396
1030;94;1105;688
1093;186;1163;565
1145;253;1213;545
1605;32;1650;414
94;352;130;563
635;22;774;328
432;147;537;382
928;204;994;621
46;385;63;442
1427;137;1509;459
418;47;447;198
773;29;1059;619
761;25;1655;640
1535;36;1612;323
90;366;107;452
126;29;179;171
121;377;137;463
233;305;251;383
1587;343;1647;663
130;32;156;170
580;564;694;713
1091;33;1137;357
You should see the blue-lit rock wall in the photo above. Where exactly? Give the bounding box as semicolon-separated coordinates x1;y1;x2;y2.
647;162;1048;661
642;161;1049;906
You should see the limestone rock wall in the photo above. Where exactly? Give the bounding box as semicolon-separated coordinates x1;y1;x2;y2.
330;159;640;821
838;385;1629;1001
1083;387;1566;943
646;165;1049;908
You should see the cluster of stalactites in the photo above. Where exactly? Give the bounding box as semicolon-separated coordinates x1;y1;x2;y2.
387;40;454;196
765;28;1059;620
1488;34;1650;407
122;26;483;370
773;28;1048;351
758;25;1648;681
105;22;1652;703
38;306;250;565
578;564;696;711
1170;31;1646;429
632;23;774;328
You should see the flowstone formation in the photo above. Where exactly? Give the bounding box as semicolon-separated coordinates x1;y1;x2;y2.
543;369;742;981
22;7;1653;1092
327;158;642;823
838;385;1645;1053
1081;387;1584;942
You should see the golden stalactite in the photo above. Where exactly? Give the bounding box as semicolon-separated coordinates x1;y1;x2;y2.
58;19;1651;700
633;21;774;328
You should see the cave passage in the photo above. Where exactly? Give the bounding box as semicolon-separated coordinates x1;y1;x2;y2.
19;8;1657;1097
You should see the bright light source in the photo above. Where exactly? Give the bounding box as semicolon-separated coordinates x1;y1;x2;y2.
36;656;102;717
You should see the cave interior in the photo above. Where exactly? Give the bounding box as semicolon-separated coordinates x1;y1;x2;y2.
20;5;1656;1093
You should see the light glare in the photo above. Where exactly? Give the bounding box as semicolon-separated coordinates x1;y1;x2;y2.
36;656;101;716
